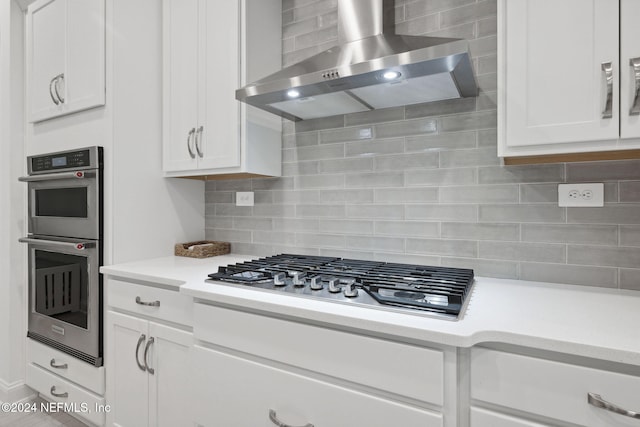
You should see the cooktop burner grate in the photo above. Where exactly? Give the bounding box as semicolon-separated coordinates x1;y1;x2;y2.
207;254;474;320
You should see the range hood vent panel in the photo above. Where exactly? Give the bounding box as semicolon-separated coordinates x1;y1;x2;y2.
236;0;478;122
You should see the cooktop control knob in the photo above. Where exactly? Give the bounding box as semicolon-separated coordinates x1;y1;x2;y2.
328;278;341;293
343;283;359;298
273;272;287;286
292;272;305;287
310;275;323;290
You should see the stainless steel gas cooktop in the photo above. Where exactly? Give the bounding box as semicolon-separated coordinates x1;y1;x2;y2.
207;254;474;320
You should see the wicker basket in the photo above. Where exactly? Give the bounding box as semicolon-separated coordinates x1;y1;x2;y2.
174;240;230;258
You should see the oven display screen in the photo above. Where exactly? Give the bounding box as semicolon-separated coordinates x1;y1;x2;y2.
51;156;67;167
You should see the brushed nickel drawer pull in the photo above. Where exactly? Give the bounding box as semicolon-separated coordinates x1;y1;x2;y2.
50;386;68;398
187;128;196;158
588;392;640;419
135;334;146;372
269;409;314;427
135;296;160;307
49;75;60;105
630;57;640;116
195;126;204;157
50;359;68;369
601;61;614;119
144;336;155;375
54;73;65;104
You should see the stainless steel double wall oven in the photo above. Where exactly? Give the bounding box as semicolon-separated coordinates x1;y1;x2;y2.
19;146;104;366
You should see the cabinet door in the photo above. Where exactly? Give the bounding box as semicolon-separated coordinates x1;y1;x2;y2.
28;0;66;121
106;311;149;427
64;0;106;116
471;348;640;427
620;0;640;139
500;0;619;152
199;0;241;170
162;0;200;172
191;345;442;427
27;0;105;123
147;322;193;427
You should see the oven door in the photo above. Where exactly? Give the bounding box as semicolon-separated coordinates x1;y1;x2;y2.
20;169;101;240
20;235;102;366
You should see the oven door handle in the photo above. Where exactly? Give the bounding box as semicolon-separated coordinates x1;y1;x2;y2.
18;171;96;182
19;237;96;249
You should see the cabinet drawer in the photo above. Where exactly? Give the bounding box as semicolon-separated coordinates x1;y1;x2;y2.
191;345;442;427
27;339;105;395
26;363;106;426
470;407;552;427
107;279;193;326
194;303;443;405
470;348;640;426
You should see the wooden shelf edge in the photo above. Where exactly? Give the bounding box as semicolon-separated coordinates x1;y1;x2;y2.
503;149;640;165
175;172;276;181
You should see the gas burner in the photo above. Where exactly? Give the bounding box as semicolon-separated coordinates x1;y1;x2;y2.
207;254;474;320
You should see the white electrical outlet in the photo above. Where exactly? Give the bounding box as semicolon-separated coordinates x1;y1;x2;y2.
236;192;254;207
558;183;604;207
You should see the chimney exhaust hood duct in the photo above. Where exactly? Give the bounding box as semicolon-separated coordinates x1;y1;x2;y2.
236;0;478;122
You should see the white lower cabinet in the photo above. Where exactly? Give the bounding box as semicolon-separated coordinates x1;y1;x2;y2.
105;280;193;427
26;363;106;426
191;302;446;427
470;347;640;427
26;338;105;426
192;345;442;427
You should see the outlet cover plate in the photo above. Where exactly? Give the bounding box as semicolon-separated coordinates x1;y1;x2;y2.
236;192;254;207
558;183;604;207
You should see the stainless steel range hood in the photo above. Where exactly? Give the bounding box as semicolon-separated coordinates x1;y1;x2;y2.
236;0;478;122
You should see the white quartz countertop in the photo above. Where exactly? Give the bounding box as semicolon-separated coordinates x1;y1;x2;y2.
101;255;640;366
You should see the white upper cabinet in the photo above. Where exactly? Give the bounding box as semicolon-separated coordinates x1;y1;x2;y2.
620;0;640;140
163;0;282;179
498;0;640;160
26;0;105;123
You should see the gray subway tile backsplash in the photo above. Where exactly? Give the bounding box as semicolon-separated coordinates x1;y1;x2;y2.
620;269;640;291
441;222;519;241
439;184;518;203
619;226;640;247
479;241;566;263
479;205;566;223
405;132;476;152
374;220;440;237
522;224;618;246
568;245;640;269
200;0;640;290
520;263;617;288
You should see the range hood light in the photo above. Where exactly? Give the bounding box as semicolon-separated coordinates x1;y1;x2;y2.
382;70;401;80
236;0;478;122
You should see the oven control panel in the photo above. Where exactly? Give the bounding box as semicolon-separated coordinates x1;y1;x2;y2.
28;147;103;174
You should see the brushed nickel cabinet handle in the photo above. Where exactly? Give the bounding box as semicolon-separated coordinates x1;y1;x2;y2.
49;76;60;105
269;409;314;427
135;334;146;372
50;359;68;369
195;125;204;157
601;61;613;119
50;386;68;398
135;296;160;307
187;128;196;158
143;336;155;375
630;57;640;116
588;392;640;419
54;73;65;104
